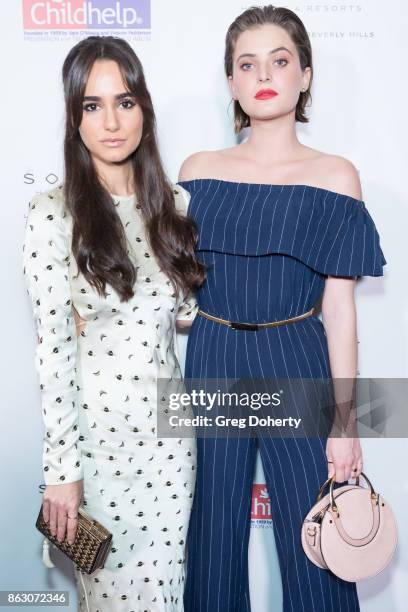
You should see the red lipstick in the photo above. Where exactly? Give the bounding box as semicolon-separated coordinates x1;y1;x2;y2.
255;89;278;100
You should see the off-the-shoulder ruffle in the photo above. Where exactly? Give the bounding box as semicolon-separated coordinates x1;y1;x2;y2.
179;179;386;277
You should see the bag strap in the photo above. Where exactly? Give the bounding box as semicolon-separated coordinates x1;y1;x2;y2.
326;472;381;547
329;499;381;547
329;471;377;512
316;475;360;502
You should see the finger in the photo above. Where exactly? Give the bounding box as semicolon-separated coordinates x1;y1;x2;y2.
355;458;363;478
42;499;50;523
327;458;334;477
66;517;78;545
344;467;353;482
56;507;68;544
49;503;58;537
334;466;346;484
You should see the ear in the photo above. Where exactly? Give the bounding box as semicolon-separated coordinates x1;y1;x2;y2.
301;66;312;92
228;75;238;100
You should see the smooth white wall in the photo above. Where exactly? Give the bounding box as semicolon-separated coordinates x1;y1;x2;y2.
1;1;406;610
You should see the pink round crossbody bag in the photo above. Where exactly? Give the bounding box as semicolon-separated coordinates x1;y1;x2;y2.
301;472;397;582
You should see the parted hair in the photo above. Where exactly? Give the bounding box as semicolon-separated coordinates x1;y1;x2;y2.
224;5;313;132
62;36;205;301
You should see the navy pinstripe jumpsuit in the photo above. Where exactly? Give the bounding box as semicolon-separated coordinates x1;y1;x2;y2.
178;179;386;612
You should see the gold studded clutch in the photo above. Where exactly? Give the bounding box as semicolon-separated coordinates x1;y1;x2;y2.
36;504;112;575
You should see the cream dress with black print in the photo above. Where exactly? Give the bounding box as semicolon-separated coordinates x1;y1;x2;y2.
23;183;197;612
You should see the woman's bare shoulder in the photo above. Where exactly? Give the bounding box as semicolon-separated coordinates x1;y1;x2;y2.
308;150;363;200
178;147;238;182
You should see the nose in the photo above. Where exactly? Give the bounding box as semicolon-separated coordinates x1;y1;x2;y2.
103;105;120;132
257;63;271;83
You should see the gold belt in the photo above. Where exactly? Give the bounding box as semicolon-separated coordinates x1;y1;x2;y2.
197;308;315;331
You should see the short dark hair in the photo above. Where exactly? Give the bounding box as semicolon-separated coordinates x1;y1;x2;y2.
224;5;313;132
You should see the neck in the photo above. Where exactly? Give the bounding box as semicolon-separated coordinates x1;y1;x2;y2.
93;157;136;196
241;112;303;166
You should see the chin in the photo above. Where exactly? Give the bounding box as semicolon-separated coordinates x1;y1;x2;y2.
102;149;135;164
242;101;289;120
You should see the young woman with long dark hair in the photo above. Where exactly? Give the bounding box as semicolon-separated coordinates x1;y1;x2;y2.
178;5;386;611
23;36;204;611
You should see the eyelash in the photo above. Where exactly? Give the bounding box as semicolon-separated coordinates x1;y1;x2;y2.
82;99;136;112
240;58;288;70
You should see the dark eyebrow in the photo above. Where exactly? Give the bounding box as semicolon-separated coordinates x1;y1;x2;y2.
83;92;136;101
236;46;293;63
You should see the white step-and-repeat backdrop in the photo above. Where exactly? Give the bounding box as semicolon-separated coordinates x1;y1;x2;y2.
0;1;407;610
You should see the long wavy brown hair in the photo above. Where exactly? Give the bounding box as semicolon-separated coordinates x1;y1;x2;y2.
62;36;205;301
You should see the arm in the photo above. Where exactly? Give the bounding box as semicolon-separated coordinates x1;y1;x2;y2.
321;159;364;483
176;293;199;330
177;320;194;330
173;184;199;330
23;192;83;543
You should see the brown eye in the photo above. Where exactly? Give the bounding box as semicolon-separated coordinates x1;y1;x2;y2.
83;103;98;112
120;99;135;109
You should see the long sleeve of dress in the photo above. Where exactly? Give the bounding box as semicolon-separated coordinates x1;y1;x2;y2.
23;192;83;485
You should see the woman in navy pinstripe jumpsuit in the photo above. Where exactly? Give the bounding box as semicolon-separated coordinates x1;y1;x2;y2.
178;6;386;612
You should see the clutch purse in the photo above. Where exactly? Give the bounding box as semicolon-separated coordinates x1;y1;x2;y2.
301;472;397;582
36;504;112;575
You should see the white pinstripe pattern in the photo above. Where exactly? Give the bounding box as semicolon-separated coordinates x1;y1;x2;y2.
265;186;285;253
252;330;298;612
178;178;381;612
255;185;273;252
222;183;241;250
233;183;250;253
320;203;348;272
277;185;296;252
244;184;263;253
298;187;319;261
222;185;240;322
266;326;339;609
183;320;358;612
243;314;315;609
209;187;230;248
183;180;385;277
348;225;357;277
371;220;377;275
314;194;340;266
290;186;307;253
205;320;222;610
308;190;329;266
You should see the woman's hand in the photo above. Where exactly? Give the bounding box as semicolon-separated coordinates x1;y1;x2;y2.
326;437;363;483
176;319;193;330
42;480;84;545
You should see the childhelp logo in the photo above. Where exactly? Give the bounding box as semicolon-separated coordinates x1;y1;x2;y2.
23;0;151;31
251;484;273;529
